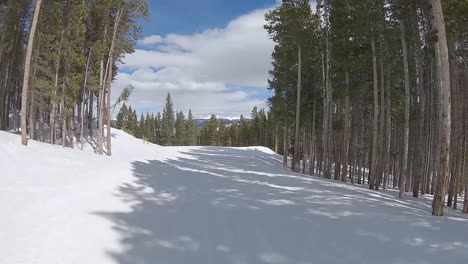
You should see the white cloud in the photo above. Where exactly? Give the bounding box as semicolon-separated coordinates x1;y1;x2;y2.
112;7;275;118
140;35;163;45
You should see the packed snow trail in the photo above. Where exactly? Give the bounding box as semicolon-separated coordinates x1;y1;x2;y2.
1;130;468;264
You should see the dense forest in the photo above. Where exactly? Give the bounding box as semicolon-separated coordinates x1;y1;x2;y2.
0;0;148;155
262;0;468;216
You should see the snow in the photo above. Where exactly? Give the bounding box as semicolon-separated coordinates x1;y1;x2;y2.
1;129;468;264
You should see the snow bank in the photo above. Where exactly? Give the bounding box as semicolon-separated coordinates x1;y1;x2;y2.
0;129;188;264
234;146;278;155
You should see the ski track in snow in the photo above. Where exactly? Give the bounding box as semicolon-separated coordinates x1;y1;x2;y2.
1;129;468;264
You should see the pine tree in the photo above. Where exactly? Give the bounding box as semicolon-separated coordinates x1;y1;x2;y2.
127;109;137;134
161;93;175;146
185;109;198;146
207;114;218;146
175;111;186;146
265;0;316;172
0;0;147;153
116;103;128;129
137;113;145;139
145;112;151;140
218;122;227;146
148;113;155;143
155;112;162;144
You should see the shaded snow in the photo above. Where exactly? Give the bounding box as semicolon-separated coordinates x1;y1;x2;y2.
1;129;468;264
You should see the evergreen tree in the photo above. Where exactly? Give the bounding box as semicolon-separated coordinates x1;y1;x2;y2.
206;114;218;146
148;113;155;142
175;111;186;146
145;112;151;140
127;109;138;135
0;0;148;153
185;109;198;146
161;93;175;146
265;0;317;172
230;123;239;147
116;103;129;129
137;113;145;139
218;122;227;146
155;112;162;144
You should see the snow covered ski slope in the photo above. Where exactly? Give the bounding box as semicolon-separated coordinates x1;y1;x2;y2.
1;129;468;264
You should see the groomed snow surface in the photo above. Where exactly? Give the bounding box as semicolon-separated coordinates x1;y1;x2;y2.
1;129;468;264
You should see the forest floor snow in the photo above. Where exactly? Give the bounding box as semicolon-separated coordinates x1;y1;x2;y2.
1;129;468;264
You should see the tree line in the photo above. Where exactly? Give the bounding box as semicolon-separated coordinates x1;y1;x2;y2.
0;0;148;155
115;93;276;148
263;0;468;216
115;93;198;146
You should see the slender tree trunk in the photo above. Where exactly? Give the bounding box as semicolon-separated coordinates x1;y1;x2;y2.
447;40;458;207
38;101;44;142
105;10;122;156
302;127;307;174
376;45;386;190
292;44;302;172
68;115;75;149
29;92;36;140
370;34;379;190
462;42;468;213
274;125;279;153
310;103;316;175
323;50;332;178
88;90;94;140
463;139;468;213
431;0;451;216
98;56;105;154
399;20;410;199
20;0;42;145
80;48;93;149
464;184;468;213
341;71;350;182
97;23;109;155
106;57;113;155
432;58;440;196
61;80;67;148
351;104;358;184
453;136;463;210
383;67;392;190
51;52;60;145
283;117;288;168
0;53;12;131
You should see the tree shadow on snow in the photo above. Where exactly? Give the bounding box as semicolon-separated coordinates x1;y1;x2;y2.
95;147;468;264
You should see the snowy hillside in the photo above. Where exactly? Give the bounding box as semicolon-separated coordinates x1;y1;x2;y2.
1;129;468;264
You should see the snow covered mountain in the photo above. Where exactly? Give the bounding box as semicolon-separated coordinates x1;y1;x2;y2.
1;129;467;264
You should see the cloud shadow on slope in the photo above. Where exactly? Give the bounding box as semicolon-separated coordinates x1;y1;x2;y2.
95;147;468;264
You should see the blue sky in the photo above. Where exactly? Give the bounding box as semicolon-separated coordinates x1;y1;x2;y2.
113;0;278;118
144;0;276;35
